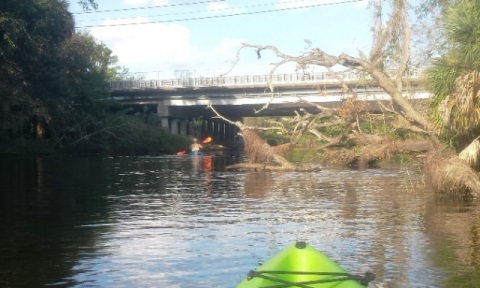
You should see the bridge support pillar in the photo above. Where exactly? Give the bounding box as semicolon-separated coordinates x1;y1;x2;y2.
212;121;220;143
179;120;188;136
199;119;241;146
203;120;210;140
219;122;226;142
157;102;171;130
160;118;169;130
170;119;179;135
225;124;238;142
205;120;213;140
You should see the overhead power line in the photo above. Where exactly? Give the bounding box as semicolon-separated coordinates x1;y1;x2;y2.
73;0;225;14
75;0;365;29
76;0;302;24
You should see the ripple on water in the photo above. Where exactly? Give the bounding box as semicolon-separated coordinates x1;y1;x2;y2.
1;156;464;287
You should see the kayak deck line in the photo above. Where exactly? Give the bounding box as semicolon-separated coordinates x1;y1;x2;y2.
237;241;375;288
246;270;375;287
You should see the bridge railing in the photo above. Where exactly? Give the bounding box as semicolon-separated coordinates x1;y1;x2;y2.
109;70;423;91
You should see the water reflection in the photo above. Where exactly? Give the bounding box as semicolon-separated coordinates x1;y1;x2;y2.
1;156;480;287
424;197;480;287
0;157;114;287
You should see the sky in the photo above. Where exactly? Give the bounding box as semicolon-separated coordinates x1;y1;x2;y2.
70;0;372;80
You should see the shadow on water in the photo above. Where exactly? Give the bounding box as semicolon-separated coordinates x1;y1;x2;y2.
0;153;243;287
1;155;480;287
0;156;113;287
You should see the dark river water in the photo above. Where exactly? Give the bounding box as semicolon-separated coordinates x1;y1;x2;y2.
1;155;480;287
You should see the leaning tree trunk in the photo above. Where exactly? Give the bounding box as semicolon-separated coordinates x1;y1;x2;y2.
206;104;301;171
459;136;480;169
241;129;297;170
424;149;480;198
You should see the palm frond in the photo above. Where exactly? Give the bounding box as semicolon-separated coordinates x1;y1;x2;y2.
438;71;480;133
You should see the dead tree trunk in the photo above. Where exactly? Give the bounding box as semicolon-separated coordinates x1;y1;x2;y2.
241;129;297;170
207;104;303;171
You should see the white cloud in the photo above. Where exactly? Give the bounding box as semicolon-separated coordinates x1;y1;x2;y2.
355;0;369;9
124;0;151;6
207;2;228;13
186;37;250;77
89;18;248;78
91;17;199;74
206;1;244;16
151;0;170;6
211;38;243;59
276;0;316;9
276;0;364;9
124;0;169;6
89;1;313;79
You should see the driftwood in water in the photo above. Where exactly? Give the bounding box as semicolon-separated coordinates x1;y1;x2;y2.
225;162;316;172
394;139;434;152
226;128;317;171
321;135;434;168
240;129;299;170
206;104;302;171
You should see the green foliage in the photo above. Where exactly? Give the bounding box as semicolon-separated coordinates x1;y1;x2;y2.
426;0;480;139
77;0;98;12
426;58;459;103
318;122;347;138
443;0;480;65
0;0;190;156
44;31;120;146
1;0;70;138
261;130;289;146
0;0;144;154
382;153;415;166
63;113;190;155
285;148;319;163
190;116;206;129
58;31;115;97
359;114;415;140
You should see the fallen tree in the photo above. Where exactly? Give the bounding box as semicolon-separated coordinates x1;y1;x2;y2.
207;104;311;171
212;0;480;198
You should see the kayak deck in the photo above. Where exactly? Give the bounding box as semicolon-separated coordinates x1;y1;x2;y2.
236;241;374;287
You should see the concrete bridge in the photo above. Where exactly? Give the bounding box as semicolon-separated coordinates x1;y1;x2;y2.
109;70;428;146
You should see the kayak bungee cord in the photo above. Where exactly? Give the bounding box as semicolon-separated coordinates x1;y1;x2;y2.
237;242;374;288
246;270;375;288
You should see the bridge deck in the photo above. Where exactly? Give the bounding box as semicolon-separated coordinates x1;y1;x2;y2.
109;71;428;119
110;71;424;92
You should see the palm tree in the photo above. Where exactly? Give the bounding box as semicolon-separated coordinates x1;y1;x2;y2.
426;0;480;139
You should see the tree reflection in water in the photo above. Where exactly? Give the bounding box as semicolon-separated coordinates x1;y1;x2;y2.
1;157;480;287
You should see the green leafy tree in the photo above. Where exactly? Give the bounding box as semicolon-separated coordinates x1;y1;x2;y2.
426;0;480;143
48;31;119;146
77;0;98;11
0;0;74;141
0;0;178;155
0;0;123;148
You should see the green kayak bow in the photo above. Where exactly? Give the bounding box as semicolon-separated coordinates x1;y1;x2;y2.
237;241;374;288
